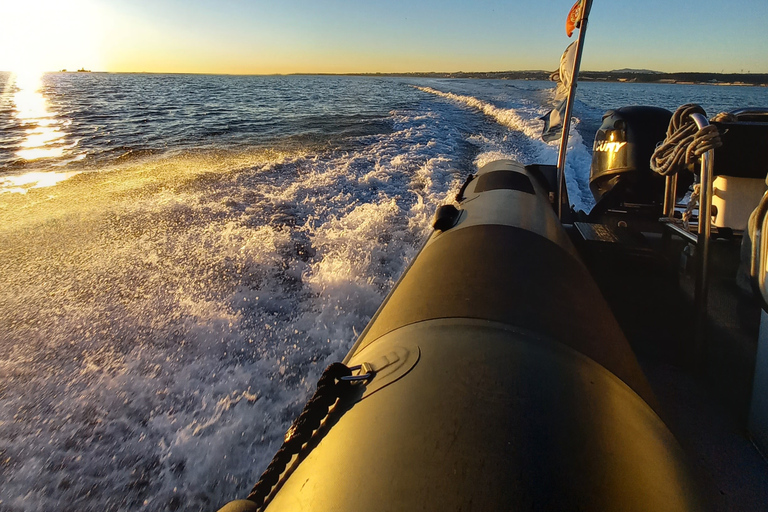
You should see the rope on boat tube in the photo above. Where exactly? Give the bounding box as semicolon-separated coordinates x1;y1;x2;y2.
650;103;723;177
245;362;354;510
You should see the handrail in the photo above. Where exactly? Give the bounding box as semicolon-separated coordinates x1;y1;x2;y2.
663;174;678;218
690;113;714;236
750;191;768;311
689;113;715;347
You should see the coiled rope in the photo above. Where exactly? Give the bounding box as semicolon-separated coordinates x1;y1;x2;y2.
650;104;724;228
650;104;722;177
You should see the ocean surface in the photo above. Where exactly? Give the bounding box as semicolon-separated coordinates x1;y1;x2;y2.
0;72;765;511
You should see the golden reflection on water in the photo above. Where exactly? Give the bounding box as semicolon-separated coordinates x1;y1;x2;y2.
12;70;67;160
1;71;83;193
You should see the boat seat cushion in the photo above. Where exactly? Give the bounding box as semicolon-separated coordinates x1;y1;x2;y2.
713;120;768;179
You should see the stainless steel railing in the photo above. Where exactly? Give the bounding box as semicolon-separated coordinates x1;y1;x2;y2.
660;113;716;355
690;113;715;322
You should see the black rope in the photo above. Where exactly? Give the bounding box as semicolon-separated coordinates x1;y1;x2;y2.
245;362;353;509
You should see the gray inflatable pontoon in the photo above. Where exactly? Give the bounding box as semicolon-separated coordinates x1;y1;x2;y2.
220;159;708;511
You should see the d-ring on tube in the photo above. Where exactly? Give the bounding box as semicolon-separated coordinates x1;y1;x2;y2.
340;363;374;382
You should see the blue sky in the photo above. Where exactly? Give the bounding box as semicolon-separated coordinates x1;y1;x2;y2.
2;0;767;74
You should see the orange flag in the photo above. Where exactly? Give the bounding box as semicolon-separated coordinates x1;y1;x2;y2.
565;0;583;37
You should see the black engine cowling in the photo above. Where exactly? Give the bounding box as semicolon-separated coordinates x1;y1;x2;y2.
589;106;685;211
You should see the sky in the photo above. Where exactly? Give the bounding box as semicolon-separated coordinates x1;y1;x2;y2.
1;0;767;75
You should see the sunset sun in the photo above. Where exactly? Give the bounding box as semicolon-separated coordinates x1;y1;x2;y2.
0;0;104;74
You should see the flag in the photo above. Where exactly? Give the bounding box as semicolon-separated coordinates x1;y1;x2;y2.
566;0;584;37
541;42;577;142
553;41;576;100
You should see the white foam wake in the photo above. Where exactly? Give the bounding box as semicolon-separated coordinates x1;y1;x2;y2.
0;104;464;511
416;86;545;140
416;85;595;212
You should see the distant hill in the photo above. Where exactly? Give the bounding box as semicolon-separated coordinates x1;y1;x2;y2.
610;68;663;74
339;70;767;86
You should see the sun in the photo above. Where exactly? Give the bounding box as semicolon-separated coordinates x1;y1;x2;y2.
0;0;105;73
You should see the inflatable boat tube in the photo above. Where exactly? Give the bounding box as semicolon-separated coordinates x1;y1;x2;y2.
250;160;708;511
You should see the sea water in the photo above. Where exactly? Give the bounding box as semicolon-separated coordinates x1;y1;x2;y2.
0;72;765;511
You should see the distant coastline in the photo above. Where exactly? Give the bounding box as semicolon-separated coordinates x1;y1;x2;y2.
328;70;768;87
5;69;765;86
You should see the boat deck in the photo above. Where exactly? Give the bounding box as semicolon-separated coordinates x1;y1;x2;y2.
570;222;768;510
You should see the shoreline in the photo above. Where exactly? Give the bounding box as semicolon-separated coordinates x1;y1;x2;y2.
3;70;766;86
333;70;768;87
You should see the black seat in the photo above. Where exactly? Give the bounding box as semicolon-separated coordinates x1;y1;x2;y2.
712;114;768;178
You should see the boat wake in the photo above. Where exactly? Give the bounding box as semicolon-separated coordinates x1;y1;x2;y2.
416;86;543;139
416;85;595;211
0;100;468;510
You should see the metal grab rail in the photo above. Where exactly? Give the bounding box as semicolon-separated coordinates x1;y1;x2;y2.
750;191;768;311
660;113;715;358
689;113;715;346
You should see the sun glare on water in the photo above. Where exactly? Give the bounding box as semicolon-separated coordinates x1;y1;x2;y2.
0;72;86;193
12;71;67;161
1;0;104;192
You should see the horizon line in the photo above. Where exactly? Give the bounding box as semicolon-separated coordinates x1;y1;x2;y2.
3;69;768;77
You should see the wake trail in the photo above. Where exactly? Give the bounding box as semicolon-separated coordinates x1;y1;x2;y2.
416;86;544;140
415;85;595;212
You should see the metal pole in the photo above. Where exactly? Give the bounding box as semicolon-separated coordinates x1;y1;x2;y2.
690;112;713;366
663;175;678;218
557;0;593;220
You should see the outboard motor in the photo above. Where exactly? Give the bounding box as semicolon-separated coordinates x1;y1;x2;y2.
589;106;685;214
